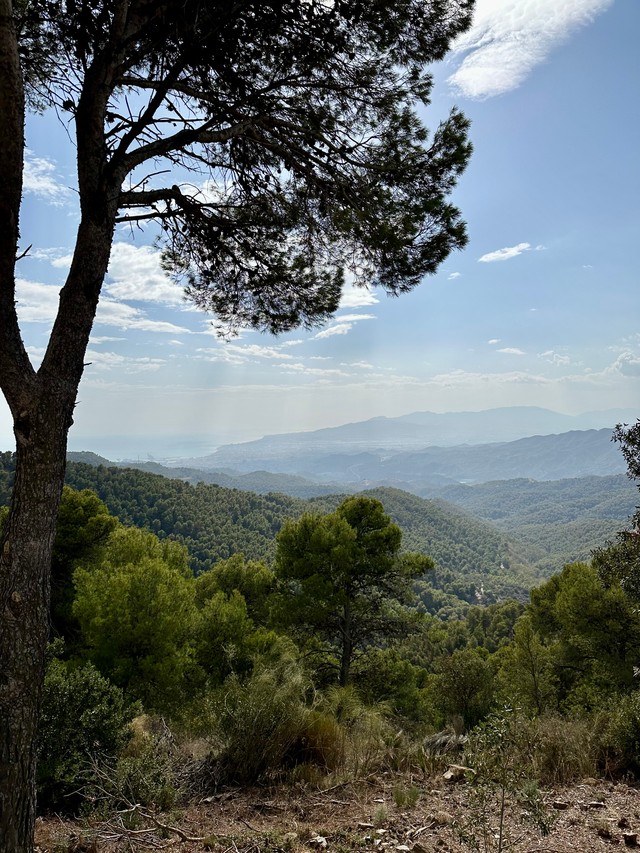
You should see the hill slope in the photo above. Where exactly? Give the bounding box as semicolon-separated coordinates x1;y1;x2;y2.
0;454;541;610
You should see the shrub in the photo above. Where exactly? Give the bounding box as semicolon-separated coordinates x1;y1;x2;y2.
38;658;136;811
598;691;640;777
210;658;309;785
529;714;597;784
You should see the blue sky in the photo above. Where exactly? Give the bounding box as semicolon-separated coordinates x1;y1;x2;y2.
3;0;639;458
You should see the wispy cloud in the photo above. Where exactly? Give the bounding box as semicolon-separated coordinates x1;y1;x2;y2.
85;349;166;373
197;342;295;365
448;272;462;280
315;313;376;339
448;0;614;99
488;338;501;345
538;349;572;366
497;347;526;355
23;151;71;204
95;299;190;334
277;362;349;377
478;242;532;263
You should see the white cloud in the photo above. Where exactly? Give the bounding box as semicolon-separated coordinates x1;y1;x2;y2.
15;279;60;324
51;254;73;269
278;362;349;377
342;361;374;370
609;352;640;377
15;276;189;335
85;349;166;373
488;338;501;345
89;335;126;344
448;0;614;98
314;312;376;340
23;151;71;204
95;299;190;334
339;280;379;308
315;323;352;339
226;343;294;361
478;242;531;263
448;272;462;280
105;243;184;305
538;350;571;366
196;342;295;365
497;347;526;355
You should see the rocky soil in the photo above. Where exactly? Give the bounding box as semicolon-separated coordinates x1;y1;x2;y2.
35;770;640;853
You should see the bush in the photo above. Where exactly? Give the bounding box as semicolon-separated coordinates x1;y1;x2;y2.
210;658;309;785
528;714;597;784
599;691;640;777
38;658;136;811
107;716;179;811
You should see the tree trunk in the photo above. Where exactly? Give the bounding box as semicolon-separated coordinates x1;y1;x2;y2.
0;392;72;852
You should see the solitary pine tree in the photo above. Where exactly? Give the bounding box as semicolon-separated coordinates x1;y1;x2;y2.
274;496;433;686
0;2;472;848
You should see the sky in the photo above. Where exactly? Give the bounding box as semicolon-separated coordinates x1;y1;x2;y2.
4;0;639;458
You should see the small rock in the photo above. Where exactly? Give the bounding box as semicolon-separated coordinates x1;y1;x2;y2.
359;823;375;829
395;845;411;851
624;833;639;848
443;764;474;783
309;835;327;848
434;811;454;826
589;801;607;809
553;800;570;810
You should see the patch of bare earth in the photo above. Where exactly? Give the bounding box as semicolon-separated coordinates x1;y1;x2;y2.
35;774;640;853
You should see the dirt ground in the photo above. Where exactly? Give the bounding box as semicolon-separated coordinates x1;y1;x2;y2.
35;772;640;853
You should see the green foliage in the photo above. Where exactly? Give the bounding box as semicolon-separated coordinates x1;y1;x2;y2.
528;561;640;710
73;527;198;711
494;615;558;715
105;717;179;811
38;657;135;811
527;714;599;785
273;496;431;685
461;708;556;852
352;647;434;725
599;691;640;777
51;486;119;644
195;553;275;625
434;648;495;729
209;657;310;785
195;590;257;684
50;460;540;610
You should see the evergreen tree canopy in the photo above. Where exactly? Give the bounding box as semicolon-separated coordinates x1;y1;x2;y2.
15;0;473;332
273;496;432;685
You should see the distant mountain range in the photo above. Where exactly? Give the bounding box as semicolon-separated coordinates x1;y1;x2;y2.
171;406;635;470
153;428;627;491
168;406;635;476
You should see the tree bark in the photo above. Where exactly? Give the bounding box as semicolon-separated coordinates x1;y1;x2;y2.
0;396;71;852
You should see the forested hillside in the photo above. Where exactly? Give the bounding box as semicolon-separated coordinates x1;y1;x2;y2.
0;455;539;611
66;451;636;578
